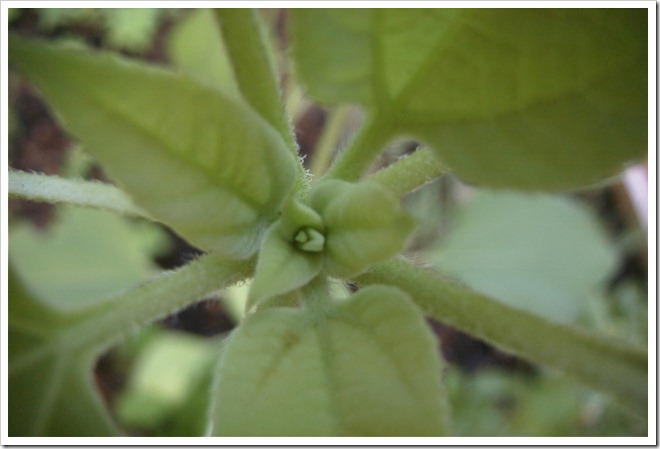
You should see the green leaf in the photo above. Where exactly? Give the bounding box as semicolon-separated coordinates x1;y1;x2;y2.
9;267;118;436
310;180;415;278
167;9;240;96
247;222;323;311
212;285;450;436
428;190;618;325
9;205;165;311
292;9;647;190
10;37;297;259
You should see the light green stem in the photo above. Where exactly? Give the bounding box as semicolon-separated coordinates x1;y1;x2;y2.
309;106;352;177
324;115;392;182
62;254;255;353
370;147;447;197
354;258;648;417
214;9;297;157
9;169;149;218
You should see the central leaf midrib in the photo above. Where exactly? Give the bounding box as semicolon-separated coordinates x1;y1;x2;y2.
314;312;423;435
88;89;266;214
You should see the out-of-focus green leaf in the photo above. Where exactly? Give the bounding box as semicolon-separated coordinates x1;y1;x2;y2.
428;190;618;324
37;8;99;30
446;368;646;436
104;9;162;52
212;285;449;436
114;330;217;435
167;8;240;95
9;206;165;311
292;9;647;191
9;37;297;259
9;267;118;436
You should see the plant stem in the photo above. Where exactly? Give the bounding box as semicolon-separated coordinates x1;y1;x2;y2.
214;9;298;157
324;115;392;182
62;254;255;353
301;275;333;319
370;147;447;198
309;106;352;177
8;169;149;218
354;258;648;417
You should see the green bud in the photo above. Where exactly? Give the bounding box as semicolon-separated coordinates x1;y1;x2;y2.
293;227;325;253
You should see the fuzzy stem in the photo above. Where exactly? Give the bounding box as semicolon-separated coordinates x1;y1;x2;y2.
354;258;648;417
323;115;392;182
214;9;300;159
9;169;149;218
309;106;352;177
370;147;447;198
62;254;255;353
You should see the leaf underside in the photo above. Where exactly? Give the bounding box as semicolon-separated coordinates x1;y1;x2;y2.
10;37;297;259
213;285;450;436
292;9;647;190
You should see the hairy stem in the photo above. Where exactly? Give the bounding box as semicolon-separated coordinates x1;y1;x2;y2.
9;169;149;218
62;254;255;353
310;106;352;177
324;115;392;182
214;9;298;156
370;147;447;197
354;258;648;417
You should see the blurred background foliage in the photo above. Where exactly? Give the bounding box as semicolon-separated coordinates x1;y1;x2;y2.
8;8;648;436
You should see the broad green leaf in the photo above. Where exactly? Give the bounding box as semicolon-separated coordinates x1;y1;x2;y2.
310;180;415;278
9;37;297;259
213;285;449;436
167;9;240;95
9;267;118;436
247;222;323;311
9;205;165;311
428;190;618;325
292;9;647;190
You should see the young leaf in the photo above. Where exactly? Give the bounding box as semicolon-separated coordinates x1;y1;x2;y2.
212;285;450;436
9;37;297;259
292;9;647;191
310;180;415;278
247;222;323;311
